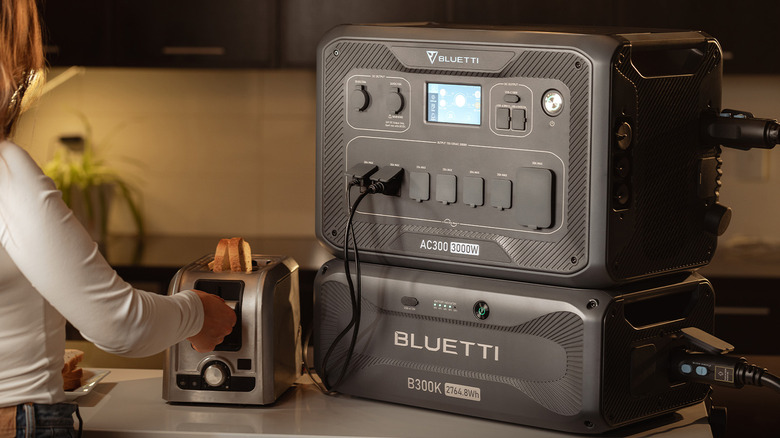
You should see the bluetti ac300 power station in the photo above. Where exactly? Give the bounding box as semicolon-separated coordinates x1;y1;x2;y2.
315;23;727;288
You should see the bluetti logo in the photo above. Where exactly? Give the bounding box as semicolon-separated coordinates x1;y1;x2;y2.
426;50;479;65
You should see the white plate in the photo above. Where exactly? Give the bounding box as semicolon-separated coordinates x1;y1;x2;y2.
64;369;110;400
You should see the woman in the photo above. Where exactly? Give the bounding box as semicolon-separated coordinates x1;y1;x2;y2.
0;1;236;436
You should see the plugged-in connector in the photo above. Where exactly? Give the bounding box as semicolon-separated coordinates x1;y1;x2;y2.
367;166;404;196
345;163;378;190
702;109;780;150
670;327;780;394
671;350;780;392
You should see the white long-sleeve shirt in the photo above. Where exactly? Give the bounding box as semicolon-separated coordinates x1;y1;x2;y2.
0;140;204;406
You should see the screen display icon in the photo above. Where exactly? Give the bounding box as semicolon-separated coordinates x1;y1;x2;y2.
427;83;481;126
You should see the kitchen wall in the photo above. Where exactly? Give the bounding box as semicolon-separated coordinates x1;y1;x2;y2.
11;69;780;245
13;67;316;238
718;75;780;247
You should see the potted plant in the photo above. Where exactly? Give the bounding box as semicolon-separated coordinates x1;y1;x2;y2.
42;114;144;244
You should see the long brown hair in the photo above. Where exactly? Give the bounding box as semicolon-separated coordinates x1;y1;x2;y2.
0;0;44;139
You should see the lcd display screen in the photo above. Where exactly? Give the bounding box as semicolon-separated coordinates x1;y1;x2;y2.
427;83;481;126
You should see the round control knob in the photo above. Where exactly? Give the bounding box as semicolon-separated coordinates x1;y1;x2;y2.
703;203;732;236
387;88;404;114
351;85;370;112
203;362;229;387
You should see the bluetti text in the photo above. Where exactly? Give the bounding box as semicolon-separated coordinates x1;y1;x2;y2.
394;331;499;361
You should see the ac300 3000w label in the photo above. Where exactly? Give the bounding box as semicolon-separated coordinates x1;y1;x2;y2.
419;240;480;256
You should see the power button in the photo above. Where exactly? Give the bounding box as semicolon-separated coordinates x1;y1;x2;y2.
473;301;490;320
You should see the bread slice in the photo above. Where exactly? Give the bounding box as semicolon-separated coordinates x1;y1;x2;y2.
63;367;83;391
240;239;252;272
210;237;252;272
62;349;84;374
62;349;85;391
227;237;242;272
210;238;231;272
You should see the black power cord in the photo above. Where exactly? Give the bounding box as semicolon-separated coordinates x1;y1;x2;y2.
318;166;403;392
319;184;369;391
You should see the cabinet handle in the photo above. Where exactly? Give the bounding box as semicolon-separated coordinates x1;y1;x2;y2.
714;306;771;316
162;46;225;56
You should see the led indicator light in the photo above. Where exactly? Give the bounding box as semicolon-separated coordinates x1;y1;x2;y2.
473;301;490;320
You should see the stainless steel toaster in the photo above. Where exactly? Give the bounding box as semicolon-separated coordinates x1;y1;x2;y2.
163;254;302;405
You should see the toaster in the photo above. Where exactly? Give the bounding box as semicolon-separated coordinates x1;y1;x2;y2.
163;254;302;405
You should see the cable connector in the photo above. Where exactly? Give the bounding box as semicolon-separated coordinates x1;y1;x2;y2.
670;327;780;393
345;163;378;190
701;109;780;150
367;166;404;196
671;350;780;392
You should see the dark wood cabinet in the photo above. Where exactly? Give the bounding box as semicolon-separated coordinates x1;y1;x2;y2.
278;0;449;67
38;0;778;72
37;0;112;66
38;0;277;68
113;0;276;68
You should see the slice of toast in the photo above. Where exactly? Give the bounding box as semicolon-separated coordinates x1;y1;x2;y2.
227;237;242;272
209;237;252;272
209;238;231;272
240;239;252;272
62;349;85;391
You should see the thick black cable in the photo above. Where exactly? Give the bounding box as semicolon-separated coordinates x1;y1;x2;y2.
760;373;780;393
319;187;369;390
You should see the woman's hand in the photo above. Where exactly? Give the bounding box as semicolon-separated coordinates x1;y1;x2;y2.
187;290;237;353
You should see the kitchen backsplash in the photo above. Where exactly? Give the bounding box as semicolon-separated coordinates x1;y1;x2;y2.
14;67;316;238
11;68;780;244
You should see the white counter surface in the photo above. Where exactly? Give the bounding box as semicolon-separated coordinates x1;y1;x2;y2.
75;368;713;438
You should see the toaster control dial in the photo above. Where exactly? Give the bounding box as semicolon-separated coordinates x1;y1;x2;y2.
203;362;229;387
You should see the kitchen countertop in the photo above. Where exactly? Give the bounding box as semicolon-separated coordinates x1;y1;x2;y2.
75;369;713;438
102;235;333;271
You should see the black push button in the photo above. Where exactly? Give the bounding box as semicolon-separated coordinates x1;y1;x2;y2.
473;301;490;320
401;296;419;307
503;94;521;103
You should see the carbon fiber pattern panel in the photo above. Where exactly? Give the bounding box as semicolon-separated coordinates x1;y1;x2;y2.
319;41;590;276
320;42;406;253
610;43;721;280
601;281;714;426
316;280;585;416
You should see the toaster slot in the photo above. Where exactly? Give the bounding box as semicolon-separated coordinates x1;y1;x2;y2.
194;280;244;352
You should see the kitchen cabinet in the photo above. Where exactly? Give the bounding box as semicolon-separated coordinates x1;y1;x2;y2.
278;0;449;67
113;0;277;68
39;0;777;72
37;0;112;66
38;0;277;68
